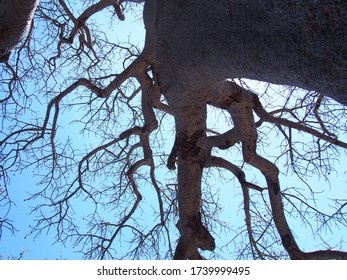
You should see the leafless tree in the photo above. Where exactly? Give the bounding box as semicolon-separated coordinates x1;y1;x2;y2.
0;0;346;259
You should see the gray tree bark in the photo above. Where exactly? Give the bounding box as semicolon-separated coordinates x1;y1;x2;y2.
143;0;347;259
0;0;39;62
148;0;347;105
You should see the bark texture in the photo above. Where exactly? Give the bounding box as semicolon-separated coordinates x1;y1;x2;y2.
0;0;39;62
152;0;347;105
143;0;347;259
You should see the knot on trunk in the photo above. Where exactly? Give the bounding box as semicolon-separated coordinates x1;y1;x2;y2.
167;129;207;170
174;213;215;259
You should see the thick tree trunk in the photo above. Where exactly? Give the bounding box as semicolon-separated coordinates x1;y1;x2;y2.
150;0;347;105
143;0;347;259
0;0;39;62
168;101;215;259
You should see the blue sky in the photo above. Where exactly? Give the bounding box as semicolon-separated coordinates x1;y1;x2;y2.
1;2;346;260
2;84;346;259
0;2;147;260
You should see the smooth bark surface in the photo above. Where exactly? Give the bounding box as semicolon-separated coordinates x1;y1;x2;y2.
147;0;347;105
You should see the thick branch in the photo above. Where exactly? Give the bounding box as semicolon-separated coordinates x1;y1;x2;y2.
209;80;347;259
253;95;347;149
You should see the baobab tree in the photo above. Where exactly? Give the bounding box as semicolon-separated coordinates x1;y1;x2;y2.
0;0;346;259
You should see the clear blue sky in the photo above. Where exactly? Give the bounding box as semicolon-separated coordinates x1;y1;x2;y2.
1;2;346;260
1;2;147;260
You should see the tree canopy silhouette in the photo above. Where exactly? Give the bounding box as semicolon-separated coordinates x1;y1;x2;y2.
0;0;346;259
